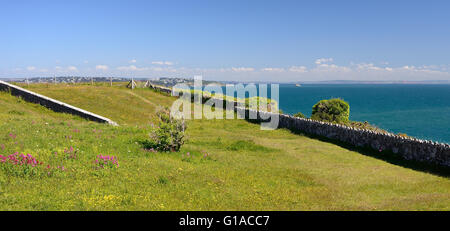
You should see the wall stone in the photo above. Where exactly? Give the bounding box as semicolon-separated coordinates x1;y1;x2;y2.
247;108;450;167
0;80;118;126
148;84;172;94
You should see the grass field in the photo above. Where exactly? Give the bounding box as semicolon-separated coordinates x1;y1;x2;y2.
0;82;449;210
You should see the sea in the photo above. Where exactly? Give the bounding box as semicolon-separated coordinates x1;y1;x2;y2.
276;84;450;144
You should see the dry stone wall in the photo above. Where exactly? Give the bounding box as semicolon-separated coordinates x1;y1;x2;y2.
250;109;450;167
149;84;172;94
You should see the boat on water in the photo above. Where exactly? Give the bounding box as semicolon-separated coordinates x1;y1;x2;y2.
295;84;301;87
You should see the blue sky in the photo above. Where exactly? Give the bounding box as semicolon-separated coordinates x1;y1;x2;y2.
1;0;450;81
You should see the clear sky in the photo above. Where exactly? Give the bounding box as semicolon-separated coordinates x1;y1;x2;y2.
1;0;449;81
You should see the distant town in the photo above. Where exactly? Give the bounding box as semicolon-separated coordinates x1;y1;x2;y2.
5;76;129;84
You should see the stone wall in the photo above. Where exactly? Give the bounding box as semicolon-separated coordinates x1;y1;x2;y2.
148;84;172;94
243;108;450;167
0;80;118;126
149;84;450;167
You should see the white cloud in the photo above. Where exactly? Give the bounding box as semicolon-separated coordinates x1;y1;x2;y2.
354;63;382;71
117;65;149;71
231;67;254;72
152;61;173;66
129;59;137;63
315;58;333;65
104;61;449;82
96;65;109;70
67;66;78;71
421;65;438;70
314;63;351;72
262;67;285;72
312;58;353;73
11;58;449;82
150;67;164;71
402;65;414;70
289;66;308;73
52;66;78;72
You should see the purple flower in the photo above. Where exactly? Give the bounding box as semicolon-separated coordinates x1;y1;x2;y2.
94;154;119;169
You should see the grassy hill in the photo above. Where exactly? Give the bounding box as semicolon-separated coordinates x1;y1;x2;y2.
0;83;449;210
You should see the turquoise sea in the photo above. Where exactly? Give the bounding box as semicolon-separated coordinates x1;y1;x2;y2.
276;84;450;144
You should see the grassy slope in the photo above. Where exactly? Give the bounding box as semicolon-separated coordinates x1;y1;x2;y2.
0;83;449;210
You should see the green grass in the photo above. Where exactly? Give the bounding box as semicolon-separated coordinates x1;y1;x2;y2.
0;83;449;210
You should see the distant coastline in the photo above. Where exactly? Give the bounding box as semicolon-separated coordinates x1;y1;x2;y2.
2;76;450;86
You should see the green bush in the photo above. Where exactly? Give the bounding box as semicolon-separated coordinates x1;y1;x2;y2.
141;107;187;152
311;98;350;123
293;112;306;118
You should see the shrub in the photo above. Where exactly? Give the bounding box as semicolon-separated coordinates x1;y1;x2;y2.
311;98;350;123
141;107;187;152
293;112;306;118
397;133;409;138
347;121;386;133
